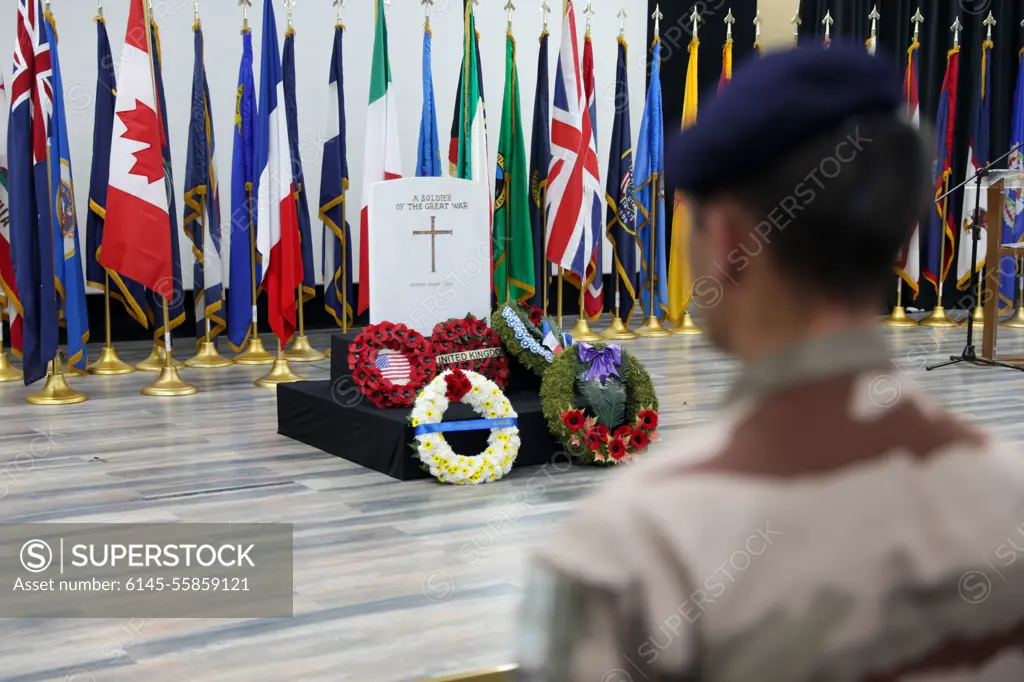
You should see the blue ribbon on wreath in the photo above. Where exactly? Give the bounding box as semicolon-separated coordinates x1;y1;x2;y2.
414;418;519;436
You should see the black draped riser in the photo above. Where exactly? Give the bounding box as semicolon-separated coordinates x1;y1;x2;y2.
798;0;1024;315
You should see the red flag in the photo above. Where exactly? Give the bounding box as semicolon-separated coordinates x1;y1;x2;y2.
99;0;173;298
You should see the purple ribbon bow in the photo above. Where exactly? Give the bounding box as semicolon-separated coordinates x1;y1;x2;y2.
578;343;622;384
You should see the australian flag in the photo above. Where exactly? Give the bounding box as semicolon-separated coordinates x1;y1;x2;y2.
605;37;637;324
46;15;89;372
146;21;186;340
527;30;551;312
228;26;258;351
85;14;147;329
283;28;316;305
320;24;354;329
8;0;58;384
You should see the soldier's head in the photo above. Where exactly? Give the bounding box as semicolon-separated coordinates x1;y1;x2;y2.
667;44;930;356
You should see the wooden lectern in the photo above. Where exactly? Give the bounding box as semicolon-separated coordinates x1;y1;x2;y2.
981;170;1024;362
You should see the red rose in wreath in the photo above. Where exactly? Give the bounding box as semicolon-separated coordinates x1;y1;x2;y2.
348;322;436;409
429;315;509;387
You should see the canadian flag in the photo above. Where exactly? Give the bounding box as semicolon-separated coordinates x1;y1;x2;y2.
99;0;172;298
254;0;301;344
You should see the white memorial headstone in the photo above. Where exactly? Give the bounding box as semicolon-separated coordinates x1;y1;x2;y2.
368;178;491;334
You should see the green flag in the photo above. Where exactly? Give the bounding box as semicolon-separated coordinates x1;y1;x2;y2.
493;32;535;304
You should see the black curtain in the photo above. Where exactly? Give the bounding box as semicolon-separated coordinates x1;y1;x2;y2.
800;0;1024;312
646;1;759;229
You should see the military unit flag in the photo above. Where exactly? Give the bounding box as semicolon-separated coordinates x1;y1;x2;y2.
527;30;552;311
358;0;402;315
493;31;535;305
183;19;225;348
957;39;993;294
605;37;637;323
923;44;959;293
416;25;442;178
1003;48;1024;306
255;0;302;344
45;14;90;372
321;24;354;330
634;38;668;317
227;24;258;351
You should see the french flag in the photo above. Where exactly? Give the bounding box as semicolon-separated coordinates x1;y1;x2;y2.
255;0;302;344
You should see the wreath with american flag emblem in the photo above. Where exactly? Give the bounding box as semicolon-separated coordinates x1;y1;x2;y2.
348;322;437;409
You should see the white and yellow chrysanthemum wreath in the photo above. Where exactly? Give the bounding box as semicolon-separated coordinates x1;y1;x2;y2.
410;368;520;485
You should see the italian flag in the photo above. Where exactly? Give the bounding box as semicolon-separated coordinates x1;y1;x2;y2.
358;0;403;315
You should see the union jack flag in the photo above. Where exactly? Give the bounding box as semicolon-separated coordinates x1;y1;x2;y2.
545;0;601;281
10;0;52;165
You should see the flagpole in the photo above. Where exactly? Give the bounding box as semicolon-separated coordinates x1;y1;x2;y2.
0;304;22;382
233;1;273;365
27;1;86;405
922;174;958;327
557;267;564;328
137;0;196;397
88;273;137;373
186;192;232;367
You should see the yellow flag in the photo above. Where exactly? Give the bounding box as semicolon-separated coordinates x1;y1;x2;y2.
667;38;699;322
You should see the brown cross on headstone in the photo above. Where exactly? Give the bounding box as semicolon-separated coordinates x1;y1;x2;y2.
412;216;453;273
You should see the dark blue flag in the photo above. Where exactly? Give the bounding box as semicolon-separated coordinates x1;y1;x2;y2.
283;30;316;304
605;37;637;324
8;0;58;385
146;21;186;340
184;21;225;349
228;27;258;351
1002;50;1024;307
45;15;90;372
320;25;353;329
527;30;551;311
85;15;147;330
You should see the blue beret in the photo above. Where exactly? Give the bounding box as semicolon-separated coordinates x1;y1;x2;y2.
666;43;903;198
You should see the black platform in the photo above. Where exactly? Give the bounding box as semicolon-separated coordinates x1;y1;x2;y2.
277;332;554;481
277;381;559;480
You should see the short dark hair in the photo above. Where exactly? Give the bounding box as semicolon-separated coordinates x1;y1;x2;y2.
720;114;931;302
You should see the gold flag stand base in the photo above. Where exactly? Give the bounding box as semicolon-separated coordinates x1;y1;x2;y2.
88;345;136;375
283;335;325;362
27;359;86;405
670;312;703;335
634;315;672;338
599;316;637;340
882;306;919;327
185;341;233;368
137;344;185;371
1002;306;1024;328
919;306;959;328
569;316;602;342
255;346;303;388
141;365;198;396
234;336;275;365
0;352;23;383
323;348;332;359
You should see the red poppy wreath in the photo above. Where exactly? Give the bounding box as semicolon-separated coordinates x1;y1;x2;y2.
429;315;509;388
348;322;437;408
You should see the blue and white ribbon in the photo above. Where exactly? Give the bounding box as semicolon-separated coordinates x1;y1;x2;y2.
501;307;555;363
414;417;519;436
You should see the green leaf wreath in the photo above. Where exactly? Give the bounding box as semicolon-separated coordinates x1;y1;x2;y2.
540;343;660;464
491;301;568;377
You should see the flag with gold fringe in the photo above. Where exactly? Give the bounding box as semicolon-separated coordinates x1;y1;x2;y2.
667;35;699;323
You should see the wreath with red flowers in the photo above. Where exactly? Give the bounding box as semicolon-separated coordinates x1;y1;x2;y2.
429;315;509;387
347;321;437;408
540;342;659;464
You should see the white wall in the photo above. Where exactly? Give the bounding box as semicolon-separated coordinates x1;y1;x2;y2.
4;0;649;293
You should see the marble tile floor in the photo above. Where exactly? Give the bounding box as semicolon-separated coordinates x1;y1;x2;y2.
0;317;1023;681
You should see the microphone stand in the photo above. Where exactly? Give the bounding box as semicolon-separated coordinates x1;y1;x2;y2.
926;140;1024;372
